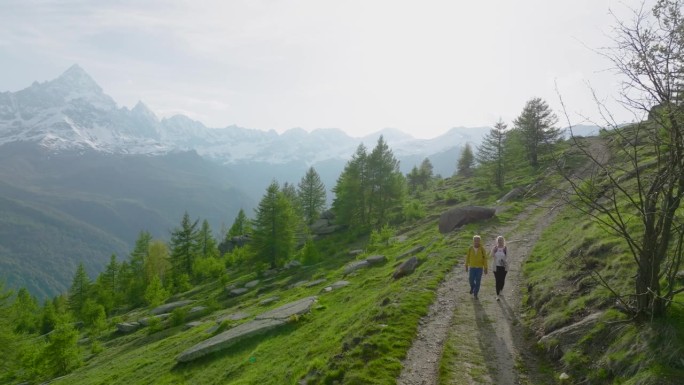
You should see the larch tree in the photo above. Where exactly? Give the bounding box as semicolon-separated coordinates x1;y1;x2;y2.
456;143;475;176
169;212;200;289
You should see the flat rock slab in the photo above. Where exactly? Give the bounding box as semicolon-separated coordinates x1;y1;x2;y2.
255;296;318;321
259;296;280;306
344;260;370;274
138;313;171;326
366;255;387;265
229;288;249;297
244;279;260;288
218;312;250;322
151;300;194;315
438;206;496;234
184;321;203;330
177;318;286;362
116;322;141;333
322;280;350;292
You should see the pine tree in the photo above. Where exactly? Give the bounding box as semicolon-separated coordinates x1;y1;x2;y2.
333;144;369;229
367;136;404;228
476;119;508;188
11;288;40;334
93;254;119;314
407;165;421;195
68;263;91;318
228;209;251;237
144;276;169;307
512;97;561;167
127;231;152;306
41;314;82;377
169;212;200;288
145;240;170;285
197;220;219;259
418;158;434;188
456;143;475;176
298;166;327;225
252;181;297;268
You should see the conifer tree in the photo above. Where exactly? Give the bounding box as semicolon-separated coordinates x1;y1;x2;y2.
127;231;152;306
407;165;421;195
252;181;296;268
367;136;404;227
298;166;327;225
512;97;561;167
169;212;200;287
93;254;119;313
456;143;475;176
41;314;82;377
333;144;369;229
12;288;40;334
145;240;170;285
144;276;169;307
68;263;91;318
197;220;219;259
476;119;508;188
227;209;251;237
418;158;434;188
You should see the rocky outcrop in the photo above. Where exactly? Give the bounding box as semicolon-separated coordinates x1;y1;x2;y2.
138;313;171;326
176;296;317;363
310;210;342;235
438;206;496;233
393;256;419;279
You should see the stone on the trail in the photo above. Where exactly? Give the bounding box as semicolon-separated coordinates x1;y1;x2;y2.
259;296;280;306
177;296;318;363
288;280;309;289
438;206;496;233
344;260;370;274
244;279;260;288
138;313;171;326
177;318;286;362
255;296;317;320
116;322;141;333
538;312;604;358
393;256;418;279
150;300;194;315
305;279;327;288
366;255;387;265
229;288;249;297
396;245;425;260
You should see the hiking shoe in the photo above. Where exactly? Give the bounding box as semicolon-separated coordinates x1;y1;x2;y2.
496;295;499;301
474;294;479;300
469;288;473;294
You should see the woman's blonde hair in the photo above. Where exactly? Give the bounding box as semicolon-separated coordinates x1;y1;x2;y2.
473;235;481;241
496;236;505;245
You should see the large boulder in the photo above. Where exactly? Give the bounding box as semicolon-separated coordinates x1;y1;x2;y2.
438;206;496;234
393;256;418;279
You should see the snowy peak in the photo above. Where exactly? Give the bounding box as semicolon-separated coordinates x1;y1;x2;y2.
56;64;102;93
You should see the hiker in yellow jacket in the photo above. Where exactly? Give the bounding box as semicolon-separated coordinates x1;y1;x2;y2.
465;235;488;299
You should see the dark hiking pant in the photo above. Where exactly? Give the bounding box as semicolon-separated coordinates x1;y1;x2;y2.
494;266;507;295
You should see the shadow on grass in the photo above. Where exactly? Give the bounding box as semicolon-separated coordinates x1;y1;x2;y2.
473;298;507;382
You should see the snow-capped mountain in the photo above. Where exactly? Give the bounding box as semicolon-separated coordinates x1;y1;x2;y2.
0;65;490;167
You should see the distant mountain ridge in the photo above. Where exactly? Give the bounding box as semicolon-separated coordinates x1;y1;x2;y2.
0;65;491;170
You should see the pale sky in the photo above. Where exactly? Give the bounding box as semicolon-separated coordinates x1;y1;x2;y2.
0;0;647;139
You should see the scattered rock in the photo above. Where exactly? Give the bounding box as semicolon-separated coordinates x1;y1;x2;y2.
244;279;260;288
284;260;302;269
185;321;203;330
138;313;171;326
320;209;335;220
393;256;419;279
305;279;327;288
116;322;141;333
322;280;350;292
262;269;278;277
218;312;250;322
396;246;425;260
344;260;370;274
229;288;249;297
288;280;309;289
438;206;496;233
348;249;364;256
259;296;280;306
366;255;387;265
150;300;194;315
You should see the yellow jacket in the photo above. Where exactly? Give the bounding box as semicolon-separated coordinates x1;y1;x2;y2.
465;246;488;270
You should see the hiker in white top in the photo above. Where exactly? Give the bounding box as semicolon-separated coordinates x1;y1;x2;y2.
491;236;509;300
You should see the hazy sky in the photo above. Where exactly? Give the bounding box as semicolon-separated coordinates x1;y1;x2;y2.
0;0;648;139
